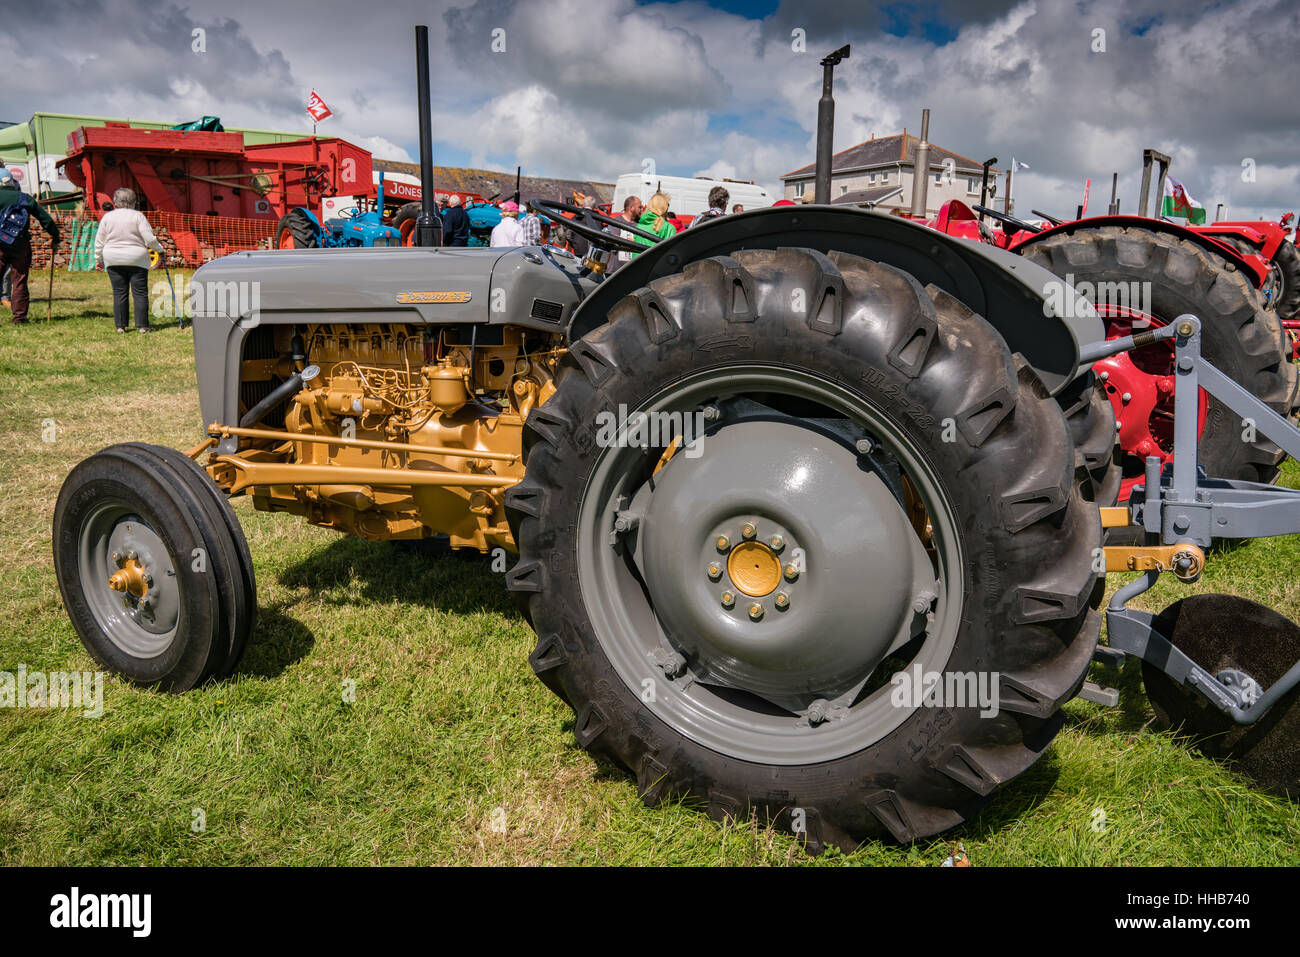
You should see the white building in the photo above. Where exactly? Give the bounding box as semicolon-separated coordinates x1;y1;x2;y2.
782;132;998;216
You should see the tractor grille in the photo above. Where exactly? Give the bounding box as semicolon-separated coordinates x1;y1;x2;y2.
239;326;287;429
530;299;564;323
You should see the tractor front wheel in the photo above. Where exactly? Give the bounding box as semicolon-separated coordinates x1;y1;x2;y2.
507;248;1103;850
53;444;256;691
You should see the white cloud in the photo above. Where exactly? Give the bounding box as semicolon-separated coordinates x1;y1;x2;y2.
0;0;1296;221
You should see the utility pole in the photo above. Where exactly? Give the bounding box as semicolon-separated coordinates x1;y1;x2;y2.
814;45;850;205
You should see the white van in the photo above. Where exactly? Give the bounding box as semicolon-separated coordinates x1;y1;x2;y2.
611;174;773;218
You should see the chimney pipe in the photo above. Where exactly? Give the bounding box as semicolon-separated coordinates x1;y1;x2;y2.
909;109;931;218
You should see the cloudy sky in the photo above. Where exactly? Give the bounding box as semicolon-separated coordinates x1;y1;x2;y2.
3;0;1298;220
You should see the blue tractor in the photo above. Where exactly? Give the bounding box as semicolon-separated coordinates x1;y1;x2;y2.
464;201;502;246
274;172;407;249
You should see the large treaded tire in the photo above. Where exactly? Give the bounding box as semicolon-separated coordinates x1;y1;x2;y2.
274;208;319;249
1220;235;1300;323
1058;371;1120;507
393;201;439;247
1271;239;1300;323
1020;225;1296;490
506;248;1103;850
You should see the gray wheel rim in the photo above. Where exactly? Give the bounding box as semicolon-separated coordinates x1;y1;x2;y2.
77;500;181;658
577;365;964;766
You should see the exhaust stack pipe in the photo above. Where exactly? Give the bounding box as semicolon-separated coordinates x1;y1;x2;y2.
814;45;850;205
909;109;931;218
414;25;439;246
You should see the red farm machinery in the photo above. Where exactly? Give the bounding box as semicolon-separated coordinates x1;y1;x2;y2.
58;123;381;264
891;135;1300;510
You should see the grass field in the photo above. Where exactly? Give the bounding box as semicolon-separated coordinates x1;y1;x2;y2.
1;270;1297;866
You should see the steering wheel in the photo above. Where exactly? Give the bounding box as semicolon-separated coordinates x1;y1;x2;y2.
528;199;664;254
972;204;1042;235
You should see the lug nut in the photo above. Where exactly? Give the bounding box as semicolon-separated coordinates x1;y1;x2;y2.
707;562;723;581
1121;392;1132;404
111;551;122;564
807;699;830;725
774;592;790;609
702;404;721;422
1099;371;1109;381
126;550;138;561
720;591;735;609
769;535;785;552
716;535;730;552
856;438;874;455
741;522;757;540
748;603;764;621
783;563;799;582
143;573;154;587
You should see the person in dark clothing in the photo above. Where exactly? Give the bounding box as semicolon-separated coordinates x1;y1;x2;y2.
439;194;470;246
690;186;730;228
0;171;60;324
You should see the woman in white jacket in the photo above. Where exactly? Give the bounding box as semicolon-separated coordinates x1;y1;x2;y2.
94;188;165;333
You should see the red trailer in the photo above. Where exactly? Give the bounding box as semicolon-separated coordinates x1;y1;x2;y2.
59;124;375;264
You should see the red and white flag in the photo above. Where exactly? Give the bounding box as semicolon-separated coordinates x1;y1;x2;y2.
307;90;333;123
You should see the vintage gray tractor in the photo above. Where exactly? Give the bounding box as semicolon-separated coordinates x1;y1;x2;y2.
50;27;1300;853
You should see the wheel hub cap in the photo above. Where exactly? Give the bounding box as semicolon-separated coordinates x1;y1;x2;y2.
638;418;935;702
726;541;781;596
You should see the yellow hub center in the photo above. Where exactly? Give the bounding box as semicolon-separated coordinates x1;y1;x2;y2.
108;559;148;599
727;541;781;597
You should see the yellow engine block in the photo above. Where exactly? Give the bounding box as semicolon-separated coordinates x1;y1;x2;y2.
205;322;561;552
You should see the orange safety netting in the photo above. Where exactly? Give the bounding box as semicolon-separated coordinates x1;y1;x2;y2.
139;211;278;267
25;209;278;271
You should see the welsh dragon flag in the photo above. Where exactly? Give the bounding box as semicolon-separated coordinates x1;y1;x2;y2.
1161;176;1206;224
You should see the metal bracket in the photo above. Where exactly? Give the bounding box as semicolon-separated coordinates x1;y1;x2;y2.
1084;314;1300;724
1103;542;1203;580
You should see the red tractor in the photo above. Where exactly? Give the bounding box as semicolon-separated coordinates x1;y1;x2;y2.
920;150;1299;508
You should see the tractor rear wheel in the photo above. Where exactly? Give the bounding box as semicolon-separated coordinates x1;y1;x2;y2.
53;444;255;691
275;208;319;249
1059;371;1120;507
1219;235;1300;322
1020;226;1296;502
1271;239;1300;323
507;248;1103;850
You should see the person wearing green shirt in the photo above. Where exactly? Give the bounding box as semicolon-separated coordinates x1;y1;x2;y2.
633;191;676;249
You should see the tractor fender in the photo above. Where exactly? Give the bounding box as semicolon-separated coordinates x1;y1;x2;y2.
570;205;1101;395
1011;215;1270;287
